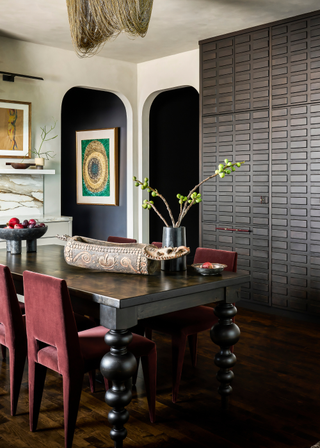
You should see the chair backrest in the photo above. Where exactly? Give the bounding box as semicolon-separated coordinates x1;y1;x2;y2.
0;264;26;347
193;247;237;272
23;270;82;375
107;236;137;243
151;242;162;248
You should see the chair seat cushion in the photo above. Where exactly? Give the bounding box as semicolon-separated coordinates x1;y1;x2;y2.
79;326;156;369
129;333;156;358
36;325;157;375
144;306;218;336
37;345;59;372
78;325;110;372
35;327;109;374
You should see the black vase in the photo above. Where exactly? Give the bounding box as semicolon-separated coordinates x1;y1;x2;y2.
161;226;187;272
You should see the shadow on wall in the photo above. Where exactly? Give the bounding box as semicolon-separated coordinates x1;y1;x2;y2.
149;86;200;262
61;87;127;241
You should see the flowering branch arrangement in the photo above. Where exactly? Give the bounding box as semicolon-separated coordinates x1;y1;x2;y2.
133;159;245;228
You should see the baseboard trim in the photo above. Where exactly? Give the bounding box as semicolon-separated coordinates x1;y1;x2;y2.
237;300;320;324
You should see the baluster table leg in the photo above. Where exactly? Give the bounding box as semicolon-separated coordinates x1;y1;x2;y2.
100;329;137;448
210;302;240;410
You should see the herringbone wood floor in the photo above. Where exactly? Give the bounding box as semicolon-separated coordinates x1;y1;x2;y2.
0;307;319;448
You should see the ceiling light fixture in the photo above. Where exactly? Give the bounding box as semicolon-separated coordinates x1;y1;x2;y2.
66;0;154;58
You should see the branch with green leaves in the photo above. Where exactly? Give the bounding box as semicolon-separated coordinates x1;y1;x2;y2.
133;159;245;228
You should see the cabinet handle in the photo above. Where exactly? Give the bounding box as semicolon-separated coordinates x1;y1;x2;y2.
216;227;251;232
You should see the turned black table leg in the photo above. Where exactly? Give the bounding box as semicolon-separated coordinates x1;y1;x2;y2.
210;302;240;410
100;329;137;448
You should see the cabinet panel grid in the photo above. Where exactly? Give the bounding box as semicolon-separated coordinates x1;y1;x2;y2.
200;10;320;316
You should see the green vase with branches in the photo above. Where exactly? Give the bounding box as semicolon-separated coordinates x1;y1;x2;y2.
133;159;245;228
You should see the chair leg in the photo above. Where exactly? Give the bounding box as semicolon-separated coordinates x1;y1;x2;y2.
63;372;84;448
1;344;6;360
188;334;198;367
29;360;47;432
9;346;27;416
141;346;157;423
104;377;111;391
132;357;140;387
88;370;95;393
171;333;187;404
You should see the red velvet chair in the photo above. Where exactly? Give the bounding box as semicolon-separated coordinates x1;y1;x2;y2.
151;241;162;248
0;264;27;416
15;299;94;333
23;271;157;448
107;236;137;243
143;247;237;403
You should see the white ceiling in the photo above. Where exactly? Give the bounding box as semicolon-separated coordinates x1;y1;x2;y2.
1;0;320;63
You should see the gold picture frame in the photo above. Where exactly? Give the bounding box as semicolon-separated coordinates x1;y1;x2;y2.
76;128;119;206
0;99;31;158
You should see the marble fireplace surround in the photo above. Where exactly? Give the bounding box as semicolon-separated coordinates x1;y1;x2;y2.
0;168;55;216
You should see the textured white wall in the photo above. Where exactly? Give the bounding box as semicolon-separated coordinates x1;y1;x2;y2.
0;37;137;233
136;49;199;243
1;38;199;241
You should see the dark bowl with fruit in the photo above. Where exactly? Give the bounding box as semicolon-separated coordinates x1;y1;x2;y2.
191;262;227;276
0;217;48;241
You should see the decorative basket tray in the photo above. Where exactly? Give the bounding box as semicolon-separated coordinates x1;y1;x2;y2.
57;235;189;275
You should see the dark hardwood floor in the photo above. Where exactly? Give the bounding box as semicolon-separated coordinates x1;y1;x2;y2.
1;307;319;448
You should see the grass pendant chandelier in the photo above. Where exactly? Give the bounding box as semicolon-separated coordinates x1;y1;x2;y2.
66;0;154;57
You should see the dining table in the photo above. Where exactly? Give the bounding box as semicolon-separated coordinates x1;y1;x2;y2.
0;244;250;448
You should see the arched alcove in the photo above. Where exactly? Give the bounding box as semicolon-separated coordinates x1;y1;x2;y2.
149;86;199;261
61;87;127;240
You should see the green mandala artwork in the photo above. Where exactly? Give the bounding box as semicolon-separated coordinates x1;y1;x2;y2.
81;138;110;197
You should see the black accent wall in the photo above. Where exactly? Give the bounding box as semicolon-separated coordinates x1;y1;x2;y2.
149;87;199;261
200;10;320;318
61;87;127;240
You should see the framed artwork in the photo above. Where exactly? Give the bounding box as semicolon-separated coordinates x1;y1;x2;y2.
0;99;31;158
76;128;119;206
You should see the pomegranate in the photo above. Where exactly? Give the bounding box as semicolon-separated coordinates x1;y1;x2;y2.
7;217;20;226
202;262;214;269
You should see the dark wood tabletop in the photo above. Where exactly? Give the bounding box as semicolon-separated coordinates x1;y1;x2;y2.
0;244;250;308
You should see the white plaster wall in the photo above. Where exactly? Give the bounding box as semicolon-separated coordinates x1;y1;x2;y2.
0;39;199;242
0;37;137;235
136;49;199;243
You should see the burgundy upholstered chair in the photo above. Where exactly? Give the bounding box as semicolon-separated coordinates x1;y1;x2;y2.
15;299;93;332
151;241;162;248
0;264;27;416
23;271;157;448
143;247;237;403
107;236;137;243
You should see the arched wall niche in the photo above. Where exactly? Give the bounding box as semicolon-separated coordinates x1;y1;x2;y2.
61;86;134;240
140;86;199;260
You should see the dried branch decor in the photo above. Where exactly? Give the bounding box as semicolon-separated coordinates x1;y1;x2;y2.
133;159;245;228
32;119;57;160
66;0;154;57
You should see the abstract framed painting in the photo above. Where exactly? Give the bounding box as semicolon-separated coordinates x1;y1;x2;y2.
0;99;31;158
76;128;119;206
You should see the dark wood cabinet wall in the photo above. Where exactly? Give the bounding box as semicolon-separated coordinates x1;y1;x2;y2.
199;10;320;318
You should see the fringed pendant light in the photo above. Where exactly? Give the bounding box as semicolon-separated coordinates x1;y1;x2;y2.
66;0;154;57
